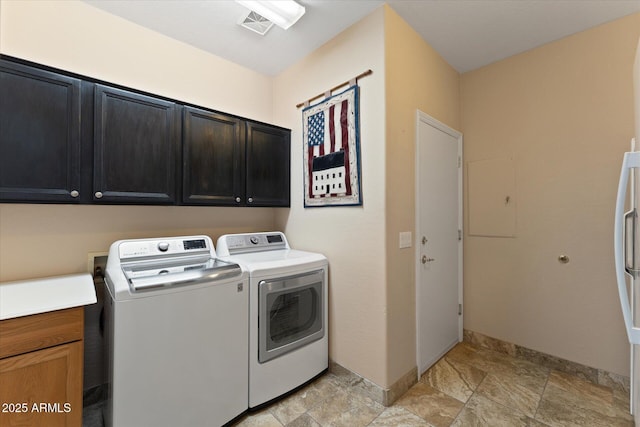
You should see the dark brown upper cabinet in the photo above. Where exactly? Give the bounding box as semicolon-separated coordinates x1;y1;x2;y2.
93;84;180;204
182;106;245;206
183;108;290;207
0;57;290;207
0;59;82;203
246;121;290;207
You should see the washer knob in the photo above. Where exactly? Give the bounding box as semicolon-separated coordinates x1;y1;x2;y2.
250;236;259;245
158;242;170;252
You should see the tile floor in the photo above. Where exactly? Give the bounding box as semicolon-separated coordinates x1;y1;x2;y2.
232;342;634;427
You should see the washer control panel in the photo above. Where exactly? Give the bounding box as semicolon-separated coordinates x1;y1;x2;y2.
118;236;211;259
217;232;288;255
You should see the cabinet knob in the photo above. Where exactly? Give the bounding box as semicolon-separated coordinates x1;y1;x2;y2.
95;191;103;199
248;197;253;203
70;190;79;198
235;197;241;203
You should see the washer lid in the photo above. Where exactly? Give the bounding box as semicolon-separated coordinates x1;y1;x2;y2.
122;257;242;292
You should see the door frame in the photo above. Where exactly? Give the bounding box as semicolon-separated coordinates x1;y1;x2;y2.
415;110;464;377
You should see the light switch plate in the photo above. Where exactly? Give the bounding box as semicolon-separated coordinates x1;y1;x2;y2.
399;232;412;249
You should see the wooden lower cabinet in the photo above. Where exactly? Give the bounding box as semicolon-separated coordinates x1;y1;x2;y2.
0;308;84;427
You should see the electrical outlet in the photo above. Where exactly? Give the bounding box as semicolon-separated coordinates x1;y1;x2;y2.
87;252;108;279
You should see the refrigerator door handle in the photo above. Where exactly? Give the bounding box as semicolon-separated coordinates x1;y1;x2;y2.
615;151;640;344
625;209;640;277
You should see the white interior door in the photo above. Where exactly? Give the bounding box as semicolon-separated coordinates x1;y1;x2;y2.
416;111;463;376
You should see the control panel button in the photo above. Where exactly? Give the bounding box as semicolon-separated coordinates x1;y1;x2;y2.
157;242;170;252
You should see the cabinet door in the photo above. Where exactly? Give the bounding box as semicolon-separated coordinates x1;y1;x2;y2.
182;107;245;205
0;60;82;203
94;84;179;204
0;341;83;427
246;122;290;207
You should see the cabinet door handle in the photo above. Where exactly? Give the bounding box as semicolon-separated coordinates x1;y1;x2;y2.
248;197;253;203
235;197;241;203
70;190;79;198
95;192;103;199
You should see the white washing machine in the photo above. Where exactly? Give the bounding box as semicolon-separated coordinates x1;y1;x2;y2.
217;232;328;408
104;235;248;427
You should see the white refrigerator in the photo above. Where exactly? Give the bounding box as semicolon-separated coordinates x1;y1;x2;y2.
614;35;640;425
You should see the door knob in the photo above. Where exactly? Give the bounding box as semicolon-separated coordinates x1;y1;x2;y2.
422;255;435;264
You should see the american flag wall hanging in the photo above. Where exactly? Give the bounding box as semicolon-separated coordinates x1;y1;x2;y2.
302;85;361;207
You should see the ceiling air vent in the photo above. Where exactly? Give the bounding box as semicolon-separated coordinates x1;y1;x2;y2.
239;10;274;35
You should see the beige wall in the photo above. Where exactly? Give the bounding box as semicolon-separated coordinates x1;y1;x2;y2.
273;5;460;388
3;0;633;392
383;5;460;385
461;13;640;376
273;8;388;387
0;0;277;281
0;0;273;122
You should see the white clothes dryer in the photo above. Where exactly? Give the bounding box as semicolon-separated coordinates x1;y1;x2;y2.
217;232;328;408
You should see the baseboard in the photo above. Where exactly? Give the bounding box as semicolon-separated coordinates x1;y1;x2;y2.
329;360;417;406
464;329;630;393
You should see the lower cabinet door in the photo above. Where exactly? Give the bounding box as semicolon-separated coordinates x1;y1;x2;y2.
0;341;83;427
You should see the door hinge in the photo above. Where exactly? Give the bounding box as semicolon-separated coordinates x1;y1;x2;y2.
458;229;462;241
458;303;462;316
458;156;461;168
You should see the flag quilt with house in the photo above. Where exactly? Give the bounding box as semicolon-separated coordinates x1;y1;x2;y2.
302;85;361;207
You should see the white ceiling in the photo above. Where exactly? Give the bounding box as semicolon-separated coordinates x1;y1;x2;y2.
84;0;640;76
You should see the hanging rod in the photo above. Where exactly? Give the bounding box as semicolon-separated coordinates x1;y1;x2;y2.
296;69;373;108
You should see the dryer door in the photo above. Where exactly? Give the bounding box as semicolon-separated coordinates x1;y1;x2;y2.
258;269;324;363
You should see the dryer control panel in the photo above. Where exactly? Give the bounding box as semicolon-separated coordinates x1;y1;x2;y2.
217;232;289;255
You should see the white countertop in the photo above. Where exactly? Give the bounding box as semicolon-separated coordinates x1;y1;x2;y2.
0;273;97;321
